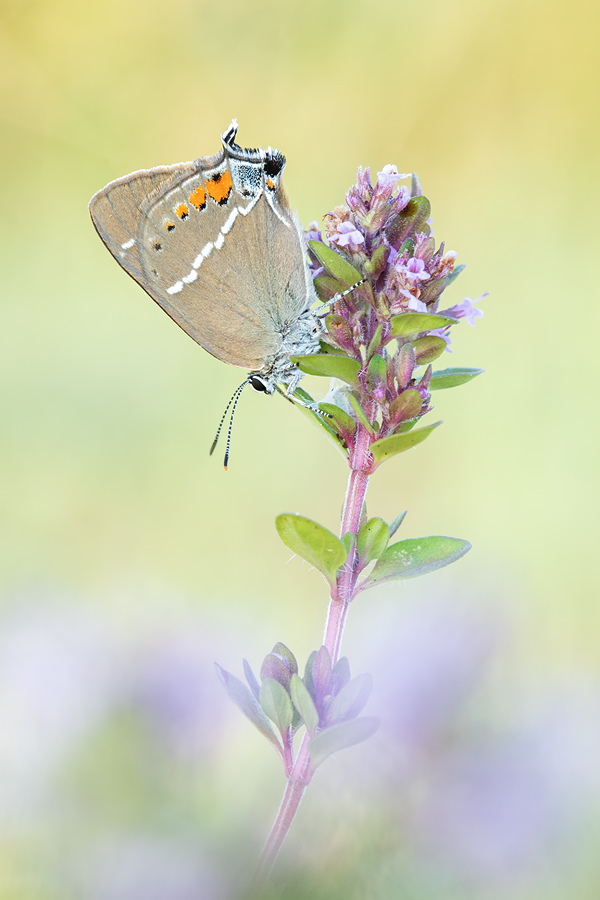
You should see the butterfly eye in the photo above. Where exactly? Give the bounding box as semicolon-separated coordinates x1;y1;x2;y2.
250;376;270;393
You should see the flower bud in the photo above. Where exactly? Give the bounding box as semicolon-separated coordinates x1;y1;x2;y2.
396;343;416;389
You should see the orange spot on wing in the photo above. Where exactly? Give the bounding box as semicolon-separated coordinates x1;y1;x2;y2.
266;177;275;190
164;220;175;231
189;185;206;210
206;170;233;205
176;202;189;219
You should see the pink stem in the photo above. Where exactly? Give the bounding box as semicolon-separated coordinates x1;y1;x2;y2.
253;422;373;889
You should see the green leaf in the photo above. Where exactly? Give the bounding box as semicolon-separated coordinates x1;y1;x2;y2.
367;353;386;388
389;313;457;338
429;367;485;390
293;387;349;459
326;673;373;726
215;664;281;751
318;402;357;440
290;673;320;736
308;717;380;770
347;393;374;434
389;510;407;538
259;677;294;733
357;518;389;566
361;535;471;589
271;642;298;677
370;421;441;466
417;275;450;305
313;274;345;301
275;514;348;586
308;240;364;287
290;354;361;386
413;335;448;365
341;532;355;557
367;324;384;358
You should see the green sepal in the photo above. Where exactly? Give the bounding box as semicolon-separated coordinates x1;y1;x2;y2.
259;677;294;733
418;275;450;305
370;421;441;466
357;518;389;566
318;402;357;441
326;673;373;726
387;196;431;247
360;535;471;589
367;353;386;388
290;673;320;736
367;324;384;359
347;393;374;434
275;514;348;586
308;240;364;287
389;313;457;339
215;664;281;752
363;244;388;278
429;367;485;390
290;353;361;386
446;263;466;286
413;335;448;365
308;717;380;770
389;510;408;538
313;274;345;301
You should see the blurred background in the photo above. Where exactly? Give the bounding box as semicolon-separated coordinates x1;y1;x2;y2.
1;0;599;897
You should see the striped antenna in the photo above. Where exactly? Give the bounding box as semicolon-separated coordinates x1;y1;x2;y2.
210;379;249;459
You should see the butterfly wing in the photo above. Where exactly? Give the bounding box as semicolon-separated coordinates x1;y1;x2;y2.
89;125;316;371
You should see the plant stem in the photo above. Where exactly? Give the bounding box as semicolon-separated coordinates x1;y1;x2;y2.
252;423;372;890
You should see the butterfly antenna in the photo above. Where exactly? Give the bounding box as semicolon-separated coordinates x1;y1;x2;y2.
313;280;365;317
210;380;248;458
223;381;249;470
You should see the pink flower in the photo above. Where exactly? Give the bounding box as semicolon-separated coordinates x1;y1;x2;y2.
405;257;431;282
330;221;365;252
451;293;487;327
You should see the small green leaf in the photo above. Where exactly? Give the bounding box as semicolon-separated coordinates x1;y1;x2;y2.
318;402;357;440
361;535;471;589
290;673;320;736
347;393;374;434
275;514;348;586
215;664;281;751
370;421;441;466
271;642;298;677
326;673;373;726
243;659;260;700
418;275;450;305
389;510;407;538
308;717;380;770
357;518;390;566
260;653;291;690
313;275;345;301
331;656;351;693
308;240;364;287
259;677;294;733
413;335;448;365
388;389;423;425
387;196;431;247
311;645;332;705
367;353;386;388
389;313;457;338
341;532;355;556
429;367;485;390
290;354;361;386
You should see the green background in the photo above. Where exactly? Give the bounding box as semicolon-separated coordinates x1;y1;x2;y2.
1;0;599;897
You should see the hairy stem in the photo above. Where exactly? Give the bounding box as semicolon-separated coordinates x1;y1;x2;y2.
252;423;372;890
